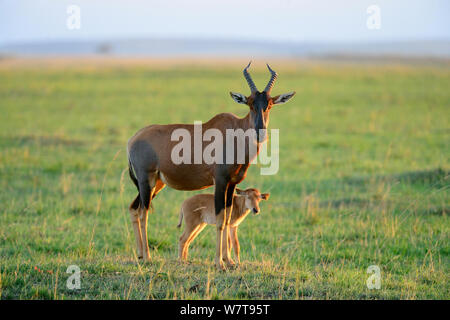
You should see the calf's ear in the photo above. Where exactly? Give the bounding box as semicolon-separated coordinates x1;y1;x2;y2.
261;193;270;200
235;188;246;195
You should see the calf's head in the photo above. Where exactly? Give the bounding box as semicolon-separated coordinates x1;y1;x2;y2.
236;188;270;215
230;62;296;142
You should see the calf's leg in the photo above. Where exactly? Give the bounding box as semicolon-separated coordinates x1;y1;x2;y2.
179;224;196;261
183;224;206;260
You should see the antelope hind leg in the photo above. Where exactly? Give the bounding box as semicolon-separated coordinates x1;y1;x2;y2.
129;197;143;259
137;174;157;262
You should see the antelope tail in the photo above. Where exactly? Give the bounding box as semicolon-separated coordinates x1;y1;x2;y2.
177;207;184;228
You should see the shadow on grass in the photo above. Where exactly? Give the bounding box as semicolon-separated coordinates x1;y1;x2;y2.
285;167;449;194
339;168;448;189
419;206;448;216
276;168;448;214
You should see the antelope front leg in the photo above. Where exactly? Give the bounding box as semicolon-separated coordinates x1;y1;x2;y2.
227;226;233;262
215;210;226;270
230;226;240;265
214;179;229;270
222;213;235;268
222;183;237;267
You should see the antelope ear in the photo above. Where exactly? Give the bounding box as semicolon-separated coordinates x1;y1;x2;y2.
230;92;248;105
272;91;296;105
235;188;246;195
261;193;270;200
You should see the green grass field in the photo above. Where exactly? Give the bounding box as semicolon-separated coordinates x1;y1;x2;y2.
0;58;448;299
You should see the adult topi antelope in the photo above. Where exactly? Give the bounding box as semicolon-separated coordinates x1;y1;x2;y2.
127;62;295;269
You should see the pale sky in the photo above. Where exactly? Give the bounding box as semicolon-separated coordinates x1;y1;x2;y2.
0;0;449;45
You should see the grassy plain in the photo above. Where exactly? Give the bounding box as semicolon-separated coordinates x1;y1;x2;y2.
0;58;448;299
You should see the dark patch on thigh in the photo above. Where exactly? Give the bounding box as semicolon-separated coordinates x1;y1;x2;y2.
138;180;151;210
130;194;140;210
226;184;236;208
129;140;159;179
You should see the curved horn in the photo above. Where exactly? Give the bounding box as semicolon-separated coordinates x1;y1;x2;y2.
243;61;258;93
264;64;278;94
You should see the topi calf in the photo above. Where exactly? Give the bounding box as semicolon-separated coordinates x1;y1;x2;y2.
177;188;270;264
